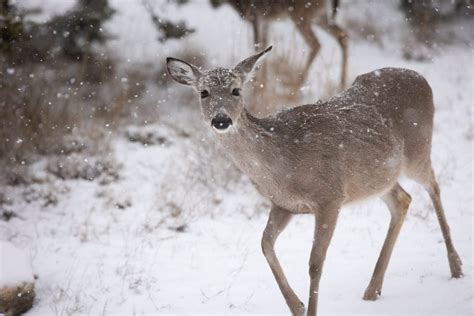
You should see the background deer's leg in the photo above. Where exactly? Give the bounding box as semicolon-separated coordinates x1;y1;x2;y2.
318;19;348;89
364;183;410;301
260;20;269;49
262;204;305;316
251;15;262;50
292;17;320;88
258;20;270;99
307;205;340;316
249;16;270;115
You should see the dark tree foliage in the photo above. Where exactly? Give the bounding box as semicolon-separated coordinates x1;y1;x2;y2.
47;0;115;59
400;0;473;42
151;17;195;43
401;0;472;21
0;0;33;60
209;0;224;8
0;0;114;64
145;1;195;43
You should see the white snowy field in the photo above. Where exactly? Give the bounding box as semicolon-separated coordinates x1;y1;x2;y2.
1;1;473;315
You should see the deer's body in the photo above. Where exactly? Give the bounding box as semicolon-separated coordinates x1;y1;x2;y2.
221;68;430;212
227;0;348;88
166;48;462;316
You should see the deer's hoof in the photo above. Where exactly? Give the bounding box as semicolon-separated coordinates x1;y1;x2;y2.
450;252;463;279
363;288;381;301
291;301;305;316
450;263;464;279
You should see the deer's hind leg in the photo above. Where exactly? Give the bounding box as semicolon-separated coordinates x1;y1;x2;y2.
416;165;463;278
364;183;411;301
262;204;305;316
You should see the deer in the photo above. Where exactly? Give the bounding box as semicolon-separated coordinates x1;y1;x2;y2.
166;46;463;316
226;0;348;89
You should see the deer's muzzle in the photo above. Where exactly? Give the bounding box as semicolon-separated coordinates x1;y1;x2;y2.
211;114;232;133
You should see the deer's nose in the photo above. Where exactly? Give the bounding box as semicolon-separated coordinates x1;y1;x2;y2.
211;114;232;132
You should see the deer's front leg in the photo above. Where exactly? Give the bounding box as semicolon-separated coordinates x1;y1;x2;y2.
307;205;340;316
262;204;305;316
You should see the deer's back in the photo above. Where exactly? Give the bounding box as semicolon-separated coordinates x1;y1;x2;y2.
267;67;434;164
253;68;434;208
349;68;435;166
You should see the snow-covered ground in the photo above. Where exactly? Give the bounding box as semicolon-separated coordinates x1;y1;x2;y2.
1;1;473;315
0;241;34;287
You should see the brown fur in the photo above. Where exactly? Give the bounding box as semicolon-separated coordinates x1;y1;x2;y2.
166;48;463;316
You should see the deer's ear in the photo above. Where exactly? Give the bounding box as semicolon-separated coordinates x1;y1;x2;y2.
166;57;202;87
233;46;272;84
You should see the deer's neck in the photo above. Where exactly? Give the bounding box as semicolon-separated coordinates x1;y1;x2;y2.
216;109;271;174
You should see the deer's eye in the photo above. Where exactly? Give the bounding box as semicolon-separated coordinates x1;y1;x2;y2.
200;90;209;98
231;88;241;96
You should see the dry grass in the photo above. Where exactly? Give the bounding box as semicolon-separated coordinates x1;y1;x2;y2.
1;61;100;154
0;53;157;180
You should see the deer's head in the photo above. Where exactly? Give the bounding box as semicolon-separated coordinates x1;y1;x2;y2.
166;46;272;134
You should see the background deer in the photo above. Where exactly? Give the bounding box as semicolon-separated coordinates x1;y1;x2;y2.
166;46;463;316
226;0;348;89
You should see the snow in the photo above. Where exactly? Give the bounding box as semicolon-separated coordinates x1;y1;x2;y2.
0;241;34;287
1;1;473;315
